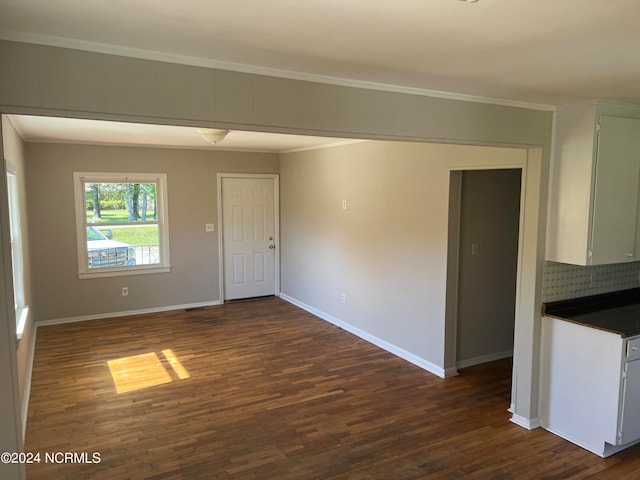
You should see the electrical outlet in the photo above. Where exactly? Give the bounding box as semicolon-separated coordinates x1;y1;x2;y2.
341;293;346;304
342;200;347;210
122;287;128;296
205;223;215;232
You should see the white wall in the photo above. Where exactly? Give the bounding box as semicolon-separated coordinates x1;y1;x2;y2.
280;141;528;373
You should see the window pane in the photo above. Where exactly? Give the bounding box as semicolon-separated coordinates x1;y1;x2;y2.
7;173;25;310
75;172;169;277
88;225;160;268
85;182;158;224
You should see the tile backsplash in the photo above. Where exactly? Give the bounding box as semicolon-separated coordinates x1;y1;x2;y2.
542;261;640;302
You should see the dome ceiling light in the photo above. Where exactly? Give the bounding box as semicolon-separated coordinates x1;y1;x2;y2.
198;128;230;144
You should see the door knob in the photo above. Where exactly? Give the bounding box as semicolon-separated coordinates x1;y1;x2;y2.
269;244;275;249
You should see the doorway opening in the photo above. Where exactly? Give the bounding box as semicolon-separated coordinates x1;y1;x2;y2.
447;168;523;373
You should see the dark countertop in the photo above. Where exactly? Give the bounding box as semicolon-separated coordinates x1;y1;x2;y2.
543;288;640;338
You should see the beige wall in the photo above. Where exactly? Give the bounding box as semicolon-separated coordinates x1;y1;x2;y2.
0;40;552;148
456;169;521;366
280;140;528;372
0;38;554;453
2;116;34;426
26;143;278;321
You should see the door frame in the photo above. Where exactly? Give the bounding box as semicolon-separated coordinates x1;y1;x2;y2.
444;147;544;430
216;173;280;302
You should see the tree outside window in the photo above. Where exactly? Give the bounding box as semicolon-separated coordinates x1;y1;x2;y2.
74;173;170;278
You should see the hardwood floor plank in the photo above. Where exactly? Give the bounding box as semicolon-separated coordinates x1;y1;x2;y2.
24;297;640;479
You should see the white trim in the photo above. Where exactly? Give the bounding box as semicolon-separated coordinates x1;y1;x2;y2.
21;321;37;440
6;171;26;328
510;413;541;430
603;438;640;458
72;172;171;278
445;166;525;378
542;425;640;457
540;425;617;457
217;173;280;302
78;266;171;280
456;350;514;369
279;293;447;379
36;300;223;326
0;30;554;112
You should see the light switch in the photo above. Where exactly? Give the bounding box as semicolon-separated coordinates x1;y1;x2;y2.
471;243;479;256
205;224;215;232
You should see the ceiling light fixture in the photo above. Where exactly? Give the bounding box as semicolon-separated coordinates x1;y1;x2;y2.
198;128;229;144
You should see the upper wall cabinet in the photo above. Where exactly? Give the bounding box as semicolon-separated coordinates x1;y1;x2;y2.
547;101;640;265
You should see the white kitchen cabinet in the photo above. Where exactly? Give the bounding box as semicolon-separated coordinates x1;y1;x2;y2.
540;316;640;456
619;340;640;445
546;101;640;265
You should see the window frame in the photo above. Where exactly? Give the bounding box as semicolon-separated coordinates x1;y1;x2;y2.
73;172;171;279
6;169;28;339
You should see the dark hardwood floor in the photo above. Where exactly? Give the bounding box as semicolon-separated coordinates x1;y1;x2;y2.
25;297;640;479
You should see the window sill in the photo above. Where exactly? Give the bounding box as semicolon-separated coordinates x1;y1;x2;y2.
78;265;171;280
16;306;29;341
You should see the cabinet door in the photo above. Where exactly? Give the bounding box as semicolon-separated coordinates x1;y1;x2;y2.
590;116;640;264
620;358;640;445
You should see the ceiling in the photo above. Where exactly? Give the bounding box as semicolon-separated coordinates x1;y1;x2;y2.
7;115;361;152
1;1;640;148
1;0;639;107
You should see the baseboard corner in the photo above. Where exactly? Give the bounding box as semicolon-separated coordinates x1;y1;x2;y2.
510;413;541;430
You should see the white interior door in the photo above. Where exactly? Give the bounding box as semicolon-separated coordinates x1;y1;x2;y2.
221;176;277;300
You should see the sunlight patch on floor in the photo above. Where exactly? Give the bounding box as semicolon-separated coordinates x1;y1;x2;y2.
107;349;190;393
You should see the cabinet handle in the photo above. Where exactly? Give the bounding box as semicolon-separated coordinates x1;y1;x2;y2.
627;252;634;258
632;346;639;352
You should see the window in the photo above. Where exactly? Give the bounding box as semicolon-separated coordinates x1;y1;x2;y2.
73;172;170;278
6;170;28;339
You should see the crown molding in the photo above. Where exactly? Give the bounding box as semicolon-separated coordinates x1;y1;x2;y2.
0;29;555;112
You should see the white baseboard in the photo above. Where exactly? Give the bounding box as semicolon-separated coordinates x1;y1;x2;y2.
21;320;37;441
540;424;640;458
541;425;606;457
279;293;446;378
36;300;223;326
456;349;513;369
510;413;541;430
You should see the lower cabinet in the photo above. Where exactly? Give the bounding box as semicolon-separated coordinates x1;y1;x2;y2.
620;346;640;444
540;316;640;457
